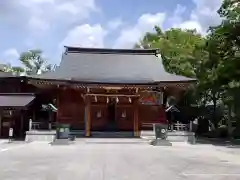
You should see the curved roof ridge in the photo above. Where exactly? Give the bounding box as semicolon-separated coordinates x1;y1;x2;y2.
64;46;158;55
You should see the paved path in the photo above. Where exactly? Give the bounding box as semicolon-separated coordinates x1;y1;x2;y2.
0;139;240;180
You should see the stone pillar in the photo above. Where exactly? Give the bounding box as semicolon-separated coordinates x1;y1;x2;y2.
29;119;32;131
189;121;193;132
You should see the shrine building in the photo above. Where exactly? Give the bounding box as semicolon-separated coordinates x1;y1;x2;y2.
0;47;195;138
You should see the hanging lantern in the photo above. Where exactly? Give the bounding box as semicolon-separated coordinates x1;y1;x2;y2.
116;97;119;103
121;110;126;118
94;96;97;102
97;110;102;118
107;97;109;103
128;97;132;103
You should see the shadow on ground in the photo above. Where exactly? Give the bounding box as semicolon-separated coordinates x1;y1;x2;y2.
196;137;240;148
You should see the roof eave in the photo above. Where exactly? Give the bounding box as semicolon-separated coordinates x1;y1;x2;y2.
27;77;196;87
64;46;159;55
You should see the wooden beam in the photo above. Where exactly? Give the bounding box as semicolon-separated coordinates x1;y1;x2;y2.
84;93;140;97
133;98;139;137
103;87;122;90
85;97;91;137
115;104;133;108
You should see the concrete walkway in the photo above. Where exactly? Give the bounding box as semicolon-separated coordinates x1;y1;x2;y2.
0;138;240;180
0;139;8;144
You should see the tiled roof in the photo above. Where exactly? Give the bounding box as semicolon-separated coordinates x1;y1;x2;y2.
34;47;195;84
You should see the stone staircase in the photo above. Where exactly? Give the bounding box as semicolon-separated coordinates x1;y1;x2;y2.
70;131;134;138
91;131;134;138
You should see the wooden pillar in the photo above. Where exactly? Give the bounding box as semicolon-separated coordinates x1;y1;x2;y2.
20;110;24;137
33;110;36;122
85;96;91;137
0;112;2;137
133;98;139;137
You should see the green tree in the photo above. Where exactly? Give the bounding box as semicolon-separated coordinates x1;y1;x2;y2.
1;63;24;76
196;34;226;128
209;0;240;135
136;0;240;137
20;49;55;75
136;27;213;107
136;27;226;130
136;27;206;77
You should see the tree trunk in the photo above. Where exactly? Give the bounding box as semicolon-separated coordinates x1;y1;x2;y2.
227;105;233;137
212;95;217;128
210;90;218;129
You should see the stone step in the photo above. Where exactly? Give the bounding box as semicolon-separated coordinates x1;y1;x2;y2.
140;130;155;136
91;131;134;138
70;131;134;138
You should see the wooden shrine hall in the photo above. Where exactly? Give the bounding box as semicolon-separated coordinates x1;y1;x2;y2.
0;47;195;138
26;47;195;137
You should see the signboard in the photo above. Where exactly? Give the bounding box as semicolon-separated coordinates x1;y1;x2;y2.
139;91;163;105
2;122;10;127
2;110;13;117
9;128;13;137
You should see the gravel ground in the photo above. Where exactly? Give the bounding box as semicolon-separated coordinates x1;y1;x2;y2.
0;138;240;180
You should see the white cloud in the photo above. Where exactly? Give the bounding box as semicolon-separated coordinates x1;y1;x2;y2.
0;0;97;32
107;19;123;30
179;21;203;33
113;13;166;48
24;0;55;4
3;48;19;59
2;48;21;66
28;16;50;31
113;1;222;49
169;4;186;28
171;0;223;34
191;0;223;28
60;24;107;48
54;1;99;27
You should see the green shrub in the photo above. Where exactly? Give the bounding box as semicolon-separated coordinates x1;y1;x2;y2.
204;125;228;138
232;127;240;139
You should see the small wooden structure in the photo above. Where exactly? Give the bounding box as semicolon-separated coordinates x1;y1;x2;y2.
0;93;35;138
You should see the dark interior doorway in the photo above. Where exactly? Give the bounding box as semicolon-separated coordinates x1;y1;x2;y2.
106;101;117;131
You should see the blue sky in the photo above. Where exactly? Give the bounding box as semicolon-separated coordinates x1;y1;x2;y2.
0;0;222;66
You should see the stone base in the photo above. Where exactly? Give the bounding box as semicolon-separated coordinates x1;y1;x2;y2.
51;139;74;145
167;131;196;144
141;130;196;144
150;139;172;146
25;130;56;142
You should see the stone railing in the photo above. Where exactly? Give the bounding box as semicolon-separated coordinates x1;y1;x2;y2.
29;120;56;131
141;122;196;144
168;121;194;132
